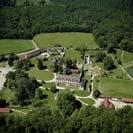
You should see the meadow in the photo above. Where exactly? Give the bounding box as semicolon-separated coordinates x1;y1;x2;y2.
34;32;98;49
0;40;34;55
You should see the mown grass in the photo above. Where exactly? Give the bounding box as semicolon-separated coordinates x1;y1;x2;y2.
0;40;34;55
34;32;98;49
98;77;133;98
79;98;95;106
73;90;90;97
42;82;56;88
27;67;54;81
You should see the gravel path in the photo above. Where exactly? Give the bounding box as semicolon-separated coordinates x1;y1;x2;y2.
17;40;39;56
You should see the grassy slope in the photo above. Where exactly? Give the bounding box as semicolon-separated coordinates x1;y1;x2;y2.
34;32;98;49
0;40;34;55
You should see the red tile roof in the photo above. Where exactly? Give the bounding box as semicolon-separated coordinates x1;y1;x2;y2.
103;98;115;109
122;98;133;103
0;108;11;113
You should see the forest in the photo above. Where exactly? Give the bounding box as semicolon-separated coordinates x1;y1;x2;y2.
0;104;133;133
0;0;133;52
0;0;133;132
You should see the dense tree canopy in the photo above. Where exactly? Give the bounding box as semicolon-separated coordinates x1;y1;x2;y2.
4;70;40;105
0;105;133;133
0;0;133;52
57;91;81;117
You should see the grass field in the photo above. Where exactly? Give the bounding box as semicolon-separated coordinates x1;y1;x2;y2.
73;90;90;97
34;32;98;49
0;40;34;55
28;67;54;81
79;98;95;106
98;77;133;98
43;82;56;88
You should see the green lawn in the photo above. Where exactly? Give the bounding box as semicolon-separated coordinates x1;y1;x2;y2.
79;98;95;106
73;90;90;97
28;67;54;81
34;32;98;49
0;39;34;55
64;49;83;63
43;82;56;89
99;77;133;98
122;51;133;64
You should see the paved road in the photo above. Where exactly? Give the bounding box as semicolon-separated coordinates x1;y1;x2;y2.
75;74;99;106
0;62;13;90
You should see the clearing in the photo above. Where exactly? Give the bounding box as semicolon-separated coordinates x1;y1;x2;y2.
34;32;98;49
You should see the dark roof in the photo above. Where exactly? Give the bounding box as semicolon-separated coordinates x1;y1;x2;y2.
81;80;87;88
